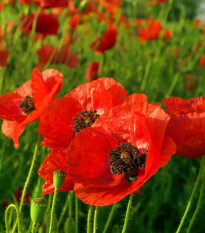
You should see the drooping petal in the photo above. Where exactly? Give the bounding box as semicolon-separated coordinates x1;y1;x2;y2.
2;119;26;148
38;150;74;195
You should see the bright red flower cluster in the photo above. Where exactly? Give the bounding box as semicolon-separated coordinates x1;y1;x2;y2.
36;78;176;205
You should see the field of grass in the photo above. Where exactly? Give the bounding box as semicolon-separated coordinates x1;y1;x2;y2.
1;0;205;233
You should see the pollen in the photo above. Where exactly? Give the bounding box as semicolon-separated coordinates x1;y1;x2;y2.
73;109;100;134
108;143;148;182
19;96;35;115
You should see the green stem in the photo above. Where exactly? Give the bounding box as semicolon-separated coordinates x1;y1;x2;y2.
58;192;70;229
102;203;117;233
12;134;41;233
75;195;79;233
87;205;93;233
5;204;20;233
122;193;134;233
187;157;205;233
19;134;41;215
49;188;58;233
140;58;152;92
93;207;98;233
31;224;36;233
176;159;204;233
165;72;180;98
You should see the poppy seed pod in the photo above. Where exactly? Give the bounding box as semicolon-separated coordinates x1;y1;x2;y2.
30;198;47;225
53;170;66;190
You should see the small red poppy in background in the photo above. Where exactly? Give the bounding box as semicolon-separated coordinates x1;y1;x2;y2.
38;149;74;194
0;49;9;67
163;29;172;41
20;11;59;37
150;0;168;6
37;44;79;70
138;19;162;42
194;19;201;28
19;0;35;4
185;73;199;93
90;26;118;54
199;53;205;67
86;62;100;82
2;187;30;207
38;78;128;151
69;15;79;30
0;68;63;148
35;0;69;8
163;96;205;158
67;98;175;206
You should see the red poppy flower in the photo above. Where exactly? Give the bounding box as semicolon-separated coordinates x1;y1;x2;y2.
38;149;74;194
86;62;100;82
35;0;69;8
0;68;63;148
90;26;118;54
69;15;79;30
0;49;9;67
37;44;79;70
139;19;162;42
163;29;172;41
199;53;205;67
163;96;205;158
67;99;175;206
20;11;59;37
38;78;128;151
194;19;201;28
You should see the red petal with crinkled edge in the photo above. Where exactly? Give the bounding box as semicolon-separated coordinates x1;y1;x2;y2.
38;150;74;195
93;101;169;152
68;127;121;187
123;93;147;104
163;96;205;115
0;93;26;121
165;112;205;158
39;96;82;150
66;77;128;115
73;136;175;206
41;69;64;94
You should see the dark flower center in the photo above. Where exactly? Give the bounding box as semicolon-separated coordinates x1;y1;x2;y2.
19;96;35;115
73;109;100;134
108;143;148;182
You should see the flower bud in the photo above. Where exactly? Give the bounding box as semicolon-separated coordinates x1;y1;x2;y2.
80;0;88;13
30;198;47;225
53;170;66;190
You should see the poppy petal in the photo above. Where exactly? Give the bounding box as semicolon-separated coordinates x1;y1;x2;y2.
38;150;74;195
68;127;121;187
38;96;82;150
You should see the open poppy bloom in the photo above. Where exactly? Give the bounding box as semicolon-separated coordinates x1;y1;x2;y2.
67;99;175;206
38;78;128;151
86;62;100;82
0;68;63;148
20;11;59;37
163;96;205;158
138;19;162;42
37;44;79;70
38;149;74;194
90;26;118;54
